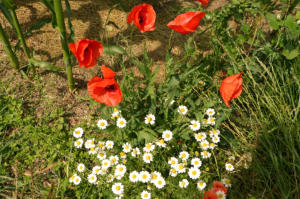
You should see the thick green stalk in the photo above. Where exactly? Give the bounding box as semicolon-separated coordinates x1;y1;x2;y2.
53;0;74;91
10;9;35;73
0;22;19;70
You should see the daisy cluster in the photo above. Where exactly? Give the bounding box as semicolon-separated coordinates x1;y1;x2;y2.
69;107;234;198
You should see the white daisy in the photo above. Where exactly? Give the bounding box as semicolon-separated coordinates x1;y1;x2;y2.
97;141;106;150
155;139;166;147
222;178;231;188
129;171;139;183
216;190;226;199
176;163;186;174
131;147;141;157
69;173;78;183
178;105;188;115
97;119;108;130
209;142;217;150
162;130;173;141
97;151;106;160
209;129;220;138
191;158;202;168
188;167;201;180
88;173;97;184
92;165;101;175
107;174;114;183
225;163;234;171
150;171;162;183
88;147;97;155
143;153;153;164
168;157;178;167
153;176;165;189
73;175;81;185
100;168;107;175
74;138;83;148
201;151;211;159
106;140;114;149
208;117;216;125
116;117;126;128
195;132;207;142
190;120;201;131
145;114;155;125
200;140;210;150
179;179;189;188
112;182;124;195
115;164;127;175
169;168;178;177
141;190;151;199
85;139;95;149
212;136;220;143
179;151;189;161
143;143;155;153
110;155;119;165
73;127;83;138
120;152;126;159
122;142;132;153
111;108;121;119
77;163;85;172
206;108;215;116
102;159;111;169
139;171;151;183
197;180;206;190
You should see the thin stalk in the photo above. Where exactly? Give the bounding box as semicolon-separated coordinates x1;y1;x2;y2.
0;22;19;70
10;9;35;73
53;0;75;91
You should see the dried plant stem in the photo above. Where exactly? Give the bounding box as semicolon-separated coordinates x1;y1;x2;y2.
53;0;75;91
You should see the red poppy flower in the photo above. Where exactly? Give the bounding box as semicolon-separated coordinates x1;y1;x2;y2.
219;72;243;108
212;181;228;194
197;0;210;6
69;39;103;68
167;11;205;34
87;65;122;106
203;189;218;199
127;3;156;33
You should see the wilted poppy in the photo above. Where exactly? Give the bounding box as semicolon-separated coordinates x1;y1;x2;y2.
127;3;156;33
88;65;122;106
203;189;218;199
197;0;210;6
212;181;228;194
219;72;243;108
167;11;205;34
69;39;103;68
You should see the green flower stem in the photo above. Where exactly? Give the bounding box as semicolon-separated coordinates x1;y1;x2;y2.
10;9;35;73
0;22;19;70
53;0;75;91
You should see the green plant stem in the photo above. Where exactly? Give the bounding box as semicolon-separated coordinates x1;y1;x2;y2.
53;0;75;91
10;9;35;73
0;22;19;70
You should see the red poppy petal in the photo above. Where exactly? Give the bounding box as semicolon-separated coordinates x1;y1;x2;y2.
139;5;156;32
79;47;94;68
213;181;228;194
220;73;243;107
203;189;218;199
76;39;90;63
105;84;122;106
197;0;209;6
69;43;76;56
127;4;142;24
101;65;116;79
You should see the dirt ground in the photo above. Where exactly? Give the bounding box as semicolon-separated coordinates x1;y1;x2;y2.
0;0;227;125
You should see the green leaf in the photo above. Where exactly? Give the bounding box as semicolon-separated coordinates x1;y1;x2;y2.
28;58;64;71
282;48;299;60
0;0;16;10
266;13;280;30
296;11;300;20
103;45;126;55
64;0;74;43
0;3;13;26
40;0;57;28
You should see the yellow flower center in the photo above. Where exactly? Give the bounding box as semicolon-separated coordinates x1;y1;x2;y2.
158;180;162;185
116;186;120;191
199;182;203;186
203;151;208;156
172;169;176;173
210;118;215;122
76;141;81;145
71;176;75;180
182;153;186;158
120;121;124;125
119;167;123;171
90;148;95;151
194;161;199;165
159;139;164;144
122;160;126;164
166;134;170;138
225;179;230;184
203;143;207;147
205;167;210;171
91;141;94;145
75;131;81;134
180;108;185;112
144;194;148;197
142;174;147;179
182;182;185;186
146;144;151;149
125;146;129;150
179;165;184;170
152;174;157;180
147;117;152;122
171;160;175;164
192;171;197;175
132;174;137;179
100;122;105;126
193;123;197;127
104;162;108;166
99;143;104;147
209;111;213;115
218;193;224;198
80;166;83;169
146;156;151;160
91;176;94;180
75;178;79;182
197;134;203;139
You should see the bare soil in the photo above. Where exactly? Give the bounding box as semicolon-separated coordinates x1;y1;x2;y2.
0;0;227;125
